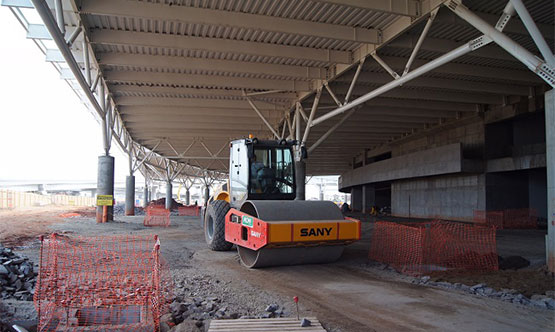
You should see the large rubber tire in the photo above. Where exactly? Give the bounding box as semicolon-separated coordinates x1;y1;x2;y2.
204;200;233;251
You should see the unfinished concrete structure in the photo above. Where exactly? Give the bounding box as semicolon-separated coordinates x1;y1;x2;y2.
2;0;553;270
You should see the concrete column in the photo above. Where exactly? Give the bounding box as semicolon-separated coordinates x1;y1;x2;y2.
185;189;191;205
165;181;172;210
125;175;135;215
204;186;210;204
295;160;306;200
350;186;362;212
545;89;554;272
143;184;149;208
96;155;114;222
362;185;376;214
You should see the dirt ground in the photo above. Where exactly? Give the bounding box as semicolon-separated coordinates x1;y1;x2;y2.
1;208;554;331
0;206;95;247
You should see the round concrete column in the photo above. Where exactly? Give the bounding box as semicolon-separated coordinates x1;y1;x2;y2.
143;184;149;208
295;160;306;200
96;155;115;222
125;175;135;215
165;181;173;210
204;186;210;204
185;189;191;205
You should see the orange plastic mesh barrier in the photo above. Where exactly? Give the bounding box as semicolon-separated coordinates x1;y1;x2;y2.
144;206;171;227
503;208;537;229
473;209;537;229
34;234;171;332
473;210;504;229
369;221;498;276
178;206;201;216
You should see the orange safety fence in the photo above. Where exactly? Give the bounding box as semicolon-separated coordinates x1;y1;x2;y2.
178;205;201;216
368;220;498;276
473;208;537;229
144;206;171;227
34;234;172;332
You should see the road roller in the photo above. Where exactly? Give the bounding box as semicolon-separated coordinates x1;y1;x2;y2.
203;138;360;268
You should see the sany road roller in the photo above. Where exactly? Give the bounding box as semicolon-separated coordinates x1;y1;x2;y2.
203;138;360;268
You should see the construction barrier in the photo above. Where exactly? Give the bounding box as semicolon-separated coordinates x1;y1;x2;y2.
369;220;498;276
473;208;537;229
178;205;201;216
144;206;171;227
34;234;171;331
0;189;95;209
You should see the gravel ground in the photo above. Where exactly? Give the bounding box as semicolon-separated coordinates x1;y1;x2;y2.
1;209;554;332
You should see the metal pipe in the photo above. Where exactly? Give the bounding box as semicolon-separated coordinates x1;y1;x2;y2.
66;25;81;46
403;9;437;76
371;52;400;79
54;0;64;36
244;94;280;138
510;0;555;67
324;83;342;106
448;1;554;87
295;104;301;144
301;88;322;146
344;58;365;104
308;108;356;154
83;40;91;86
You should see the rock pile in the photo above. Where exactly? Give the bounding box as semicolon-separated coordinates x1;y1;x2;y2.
148;198;184;211
414;277;555;310
112;203;146;216
0;244;36;301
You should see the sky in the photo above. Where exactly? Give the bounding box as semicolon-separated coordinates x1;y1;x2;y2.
0;6;131;182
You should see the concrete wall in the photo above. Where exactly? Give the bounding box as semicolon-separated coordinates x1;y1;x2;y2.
340;143;464;189
391;174;485;221
393;119;484;159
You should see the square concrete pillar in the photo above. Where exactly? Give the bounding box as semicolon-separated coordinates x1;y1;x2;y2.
351;186;362;212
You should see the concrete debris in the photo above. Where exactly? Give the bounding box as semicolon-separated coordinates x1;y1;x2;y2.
112;203;145;216
265;304;279;312
169;274;288;330
300;318;312;327
411;277;554;310
0;244;36;302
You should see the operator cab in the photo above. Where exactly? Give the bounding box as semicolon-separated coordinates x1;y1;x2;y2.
229;138;296;207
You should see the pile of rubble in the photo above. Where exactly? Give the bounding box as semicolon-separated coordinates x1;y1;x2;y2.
0;244;36;301
112;203;146;216
164;274;289;331
413;277;555;310
148;198;184;211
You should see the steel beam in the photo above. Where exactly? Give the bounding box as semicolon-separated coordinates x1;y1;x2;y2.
81;0;380;44
90;30;351;64
114;96;282;110
448;0;555;87
244;93;280;139
98;53;327;80
310;0;421;17
105;70;311;92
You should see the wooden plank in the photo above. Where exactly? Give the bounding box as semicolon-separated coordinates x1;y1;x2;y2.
208;317;326;332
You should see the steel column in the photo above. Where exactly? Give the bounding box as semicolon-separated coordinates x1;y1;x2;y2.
96;155;114;222
204;186;210;204
143;182;149;207
185;188;191;205
54;0;64;36
545;89;555;272
295;159;306;200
